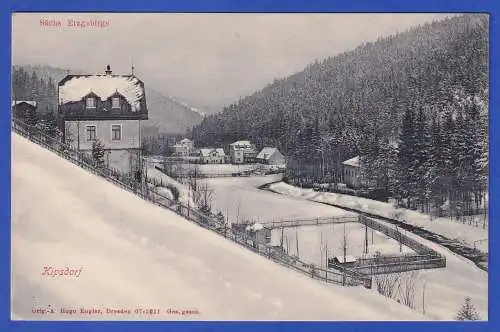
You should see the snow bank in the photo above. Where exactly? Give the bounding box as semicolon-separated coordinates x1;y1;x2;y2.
270;182;488;252
12;133;424;320
146;164;195;208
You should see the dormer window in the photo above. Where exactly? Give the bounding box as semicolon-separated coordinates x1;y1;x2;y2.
86;97;96;109
112;97;120;109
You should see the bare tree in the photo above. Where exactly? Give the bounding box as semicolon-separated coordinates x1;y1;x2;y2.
396;271;418;309
374;273;400;299
339;223;349;263
198;182;214;214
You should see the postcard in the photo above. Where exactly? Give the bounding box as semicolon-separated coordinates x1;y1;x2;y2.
10;12;488;321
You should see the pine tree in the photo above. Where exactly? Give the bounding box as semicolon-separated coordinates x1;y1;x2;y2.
414;107;432;212
91;140;106;167
25;106;38;128
42;110;59;138
396;107;417;207
455;297;480;321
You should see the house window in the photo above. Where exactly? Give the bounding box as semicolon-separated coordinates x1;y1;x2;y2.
112;97;120;109
86;97;96;109
86;125;96;141
111;124;121;141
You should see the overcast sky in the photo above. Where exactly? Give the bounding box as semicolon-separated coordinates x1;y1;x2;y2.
12;13;452;112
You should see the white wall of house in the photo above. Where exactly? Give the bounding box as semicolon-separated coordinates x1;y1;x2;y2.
65;119;141;173
231;150;244;164
65;119;141;150
343;165;361;189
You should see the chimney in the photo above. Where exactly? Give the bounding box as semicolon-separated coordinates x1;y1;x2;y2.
105;65;112;75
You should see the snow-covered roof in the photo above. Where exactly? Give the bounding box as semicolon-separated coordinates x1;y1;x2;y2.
179;138;193;145
59;75;144;110
250;223;264;231
200;148;225;157
230;140;251;147
199;148;211;157
12;100;37;107
342;156;360;167
215;148;226;157
334;255;357;263
257;147;278;160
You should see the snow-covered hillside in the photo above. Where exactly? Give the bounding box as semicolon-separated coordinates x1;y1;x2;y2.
11;133;424;321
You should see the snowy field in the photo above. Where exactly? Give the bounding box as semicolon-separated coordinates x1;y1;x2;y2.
12;133;424;321
271;223;415;266
269;182;488;253
268;182;488;320
202;176;356;224
374;218;488;321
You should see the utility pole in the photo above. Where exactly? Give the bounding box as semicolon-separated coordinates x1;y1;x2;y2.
343;223;347;263
280;226;284;248
422;281;426;315
325;240;329;281
77;120;80;159
187;183;191;218
295;228;300;258
364;221;368;255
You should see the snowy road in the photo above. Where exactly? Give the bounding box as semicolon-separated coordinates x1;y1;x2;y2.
11;134;424;321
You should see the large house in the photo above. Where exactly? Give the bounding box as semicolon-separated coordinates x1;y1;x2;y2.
342;156;362;189
172;138;194;157
58;65;148;174
12;100;37;120
199;148;226;164
229;140;257;164
256;147;285;165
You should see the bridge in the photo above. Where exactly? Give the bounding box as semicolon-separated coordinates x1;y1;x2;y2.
259;215;358;229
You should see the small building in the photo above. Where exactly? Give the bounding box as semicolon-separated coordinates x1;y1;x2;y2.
58;65;148;174
229;140;257;164
172;138;194;156
199;148;226;164
342;156;362;189
256;147;285;165
328;255;357;268
245;223;271;244
12;100;37;120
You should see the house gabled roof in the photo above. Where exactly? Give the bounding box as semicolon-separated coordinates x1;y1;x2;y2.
179;138;193;145
199;148;211;157
12;100;37;107
257;147;280;160
58;74;145;111
342;156;360;167
230;140;251;147
200;148;225;157
215;148;226;157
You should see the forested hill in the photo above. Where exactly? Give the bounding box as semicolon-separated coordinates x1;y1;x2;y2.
193;14;488;164
11;65;204;135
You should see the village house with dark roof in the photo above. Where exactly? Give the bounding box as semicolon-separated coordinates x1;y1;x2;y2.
58;65;148;173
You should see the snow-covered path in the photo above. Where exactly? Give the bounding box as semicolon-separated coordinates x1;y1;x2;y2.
203;176;356;224
11;133;424;321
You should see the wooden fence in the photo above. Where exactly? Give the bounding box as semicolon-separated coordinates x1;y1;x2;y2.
155;165;284;179
354;215;447;275
261;216;359;229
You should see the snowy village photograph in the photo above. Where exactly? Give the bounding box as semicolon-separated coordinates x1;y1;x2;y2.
11;13;488;321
